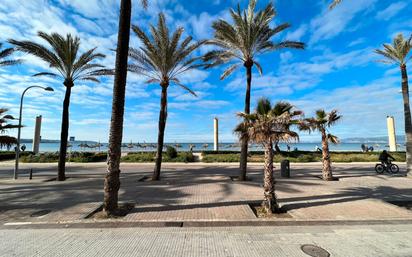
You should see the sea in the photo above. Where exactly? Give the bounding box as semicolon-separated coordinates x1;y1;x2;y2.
7;142;405;153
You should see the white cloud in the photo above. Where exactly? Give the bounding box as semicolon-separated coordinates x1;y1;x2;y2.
309;0;377;45
285;24;307;41
376;1;408;21
295;75;404;139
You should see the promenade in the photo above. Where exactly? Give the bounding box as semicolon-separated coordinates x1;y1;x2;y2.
1;162;412;256
1;162;411;225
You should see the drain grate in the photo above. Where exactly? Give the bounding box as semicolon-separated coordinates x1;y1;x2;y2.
30;210;51;217
301;244;330;257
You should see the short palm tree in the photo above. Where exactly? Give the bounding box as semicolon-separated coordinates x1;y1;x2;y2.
271;102;302;153
0;43;20;67
0;108;20;149
236;98;301;214
300;110;341;180
10;32;109;181
375;33;412;175
129;13;205;181
204;0;305;181
104;0;149;216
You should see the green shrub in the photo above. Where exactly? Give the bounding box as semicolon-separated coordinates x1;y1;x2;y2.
0;151;17;161
166;146;178;159
20;152;108;163
201;151;406;163
122;152;156;162
202;153;240;163
122;151;195;163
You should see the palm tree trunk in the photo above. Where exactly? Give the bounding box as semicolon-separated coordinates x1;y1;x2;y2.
400;65;412;176
262;141;279;214
153;84;168;181
321;129;333;180
103;0;132;215
239;64;252;181
57;81;72;181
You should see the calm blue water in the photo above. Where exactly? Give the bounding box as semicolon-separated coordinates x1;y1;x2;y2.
7;142;405;152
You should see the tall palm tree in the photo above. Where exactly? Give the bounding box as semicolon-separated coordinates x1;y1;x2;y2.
204;0;305;181
300;110;341;180
375;34;412;176
129;13;205;181
235;98;301;214
0;43;20;67
10;32;109;181
104;0;149;216
0;108;20;149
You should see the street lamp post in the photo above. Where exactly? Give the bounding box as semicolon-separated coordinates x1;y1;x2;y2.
14;86;54;179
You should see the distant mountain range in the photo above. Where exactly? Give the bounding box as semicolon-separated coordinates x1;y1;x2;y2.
19;136;402;145
341;136;404;144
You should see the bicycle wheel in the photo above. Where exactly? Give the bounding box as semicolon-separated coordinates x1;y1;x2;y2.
375;164;385;174
389;164;399;173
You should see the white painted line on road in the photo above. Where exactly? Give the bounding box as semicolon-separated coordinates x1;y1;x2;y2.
4;222;33;226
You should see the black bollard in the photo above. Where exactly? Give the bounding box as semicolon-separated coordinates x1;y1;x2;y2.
29;168;33;180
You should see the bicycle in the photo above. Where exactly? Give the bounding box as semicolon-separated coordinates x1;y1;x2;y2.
375;160;399;174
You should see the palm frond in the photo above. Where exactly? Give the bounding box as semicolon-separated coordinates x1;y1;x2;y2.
10;31;107;83
375;33;411;65
329;0;342;10
140;0;148;9
254;61;263;75
0;109;20;148
220;63;240;80
204;0;304;79
327;133;340;144
236;99;302;144
129;14;204;94
171;78;197;96
33;72;59;77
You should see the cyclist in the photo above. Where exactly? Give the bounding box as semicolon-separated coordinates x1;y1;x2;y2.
379;150;395;167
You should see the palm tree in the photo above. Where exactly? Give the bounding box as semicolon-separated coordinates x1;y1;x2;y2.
103;0;150;216
9;32;109;181
271;102;302;153
0;108;20;149
0;43;20;67
204;0;304;181
129;13;205;181
300;110;341;180
235;98;301;214
375;34;412;176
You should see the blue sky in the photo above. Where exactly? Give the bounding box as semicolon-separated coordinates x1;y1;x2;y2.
0;0;411;143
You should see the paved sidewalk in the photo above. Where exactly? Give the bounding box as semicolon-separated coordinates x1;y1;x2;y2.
1;224;412;257
0;162;411;224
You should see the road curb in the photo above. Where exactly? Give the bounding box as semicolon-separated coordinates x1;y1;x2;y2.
3;219;412;229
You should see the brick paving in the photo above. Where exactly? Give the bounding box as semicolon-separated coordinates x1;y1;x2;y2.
1;224;412;257
0;162;411;224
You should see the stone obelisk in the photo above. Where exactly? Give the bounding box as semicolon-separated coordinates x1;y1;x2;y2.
387;116;397;152
32;115;42;154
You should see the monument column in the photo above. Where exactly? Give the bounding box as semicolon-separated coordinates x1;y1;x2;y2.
32;115;42;154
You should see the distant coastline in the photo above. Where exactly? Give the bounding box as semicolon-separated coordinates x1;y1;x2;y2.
19;135;404;145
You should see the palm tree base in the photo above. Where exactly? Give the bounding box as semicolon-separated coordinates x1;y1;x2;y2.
322;176;339;181
151;175;160;181
262;199;280;214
